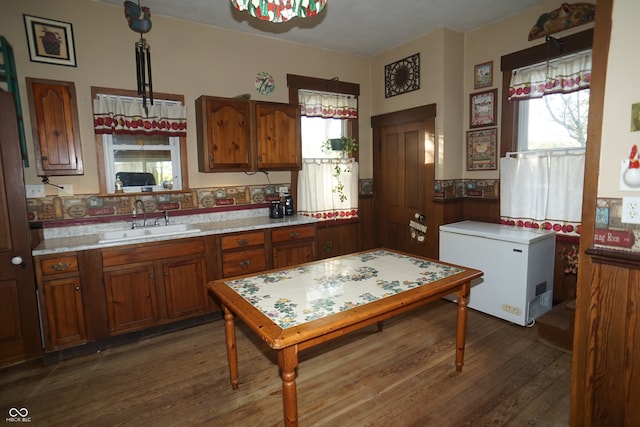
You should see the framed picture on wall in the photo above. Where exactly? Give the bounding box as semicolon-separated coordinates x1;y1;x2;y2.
469;89;497;128
23;15;77;67
467;127;497;171
474;61;493;89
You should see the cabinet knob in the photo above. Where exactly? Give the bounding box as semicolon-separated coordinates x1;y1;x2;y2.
289;232;300;239
239;260;251;268
75;286;80;291
237;238;249;246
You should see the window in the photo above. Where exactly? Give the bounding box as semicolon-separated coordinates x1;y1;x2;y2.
499;33;592;236
297;90;358;220
103;132;182;193
91;88;188;194
518;90;589;151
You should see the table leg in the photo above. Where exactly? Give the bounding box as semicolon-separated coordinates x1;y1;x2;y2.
455;282;470;372
222;304;239;390
278;346;299;427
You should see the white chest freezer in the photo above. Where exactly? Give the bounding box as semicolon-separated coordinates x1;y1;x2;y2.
439;221;555;326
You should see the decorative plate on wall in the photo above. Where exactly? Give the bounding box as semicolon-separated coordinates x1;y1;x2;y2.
255;71;275;95
384;53;420;98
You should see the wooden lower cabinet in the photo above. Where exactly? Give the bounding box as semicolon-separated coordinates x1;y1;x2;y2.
272;225;316;268
101;240;209;335
103;264;159;334
34;224;317;352
162;256;208;319
35;254;87;351
219;231;267;277
317;222;361;260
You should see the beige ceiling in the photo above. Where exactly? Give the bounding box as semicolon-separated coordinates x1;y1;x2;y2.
98;0;544;57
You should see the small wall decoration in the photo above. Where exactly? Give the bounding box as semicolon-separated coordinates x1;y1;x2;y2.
23;15;76;67
474;61;493;89
384;53;420;98
467;128;497;171
255;72;276;95
528;3;596;41
631;102;640;132
470;89;497;128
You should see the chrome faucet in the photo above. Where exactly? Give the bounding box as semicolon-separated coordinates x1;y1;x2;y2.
132;199;147;229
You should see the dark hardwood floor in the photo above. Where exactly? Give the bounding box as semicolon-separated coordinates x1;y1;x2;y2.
0;301;571;426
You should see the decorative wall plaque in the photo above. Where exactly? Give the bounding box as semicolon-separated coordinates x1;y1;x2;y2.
384;53;420;98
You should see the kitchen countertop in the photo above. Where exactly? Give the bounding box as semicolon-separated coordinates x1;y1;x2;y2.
33;213;318;256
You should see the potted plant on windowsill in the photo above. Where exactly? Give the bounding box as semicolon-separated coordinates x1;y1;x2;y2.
322;136;358;157
322;137;357;202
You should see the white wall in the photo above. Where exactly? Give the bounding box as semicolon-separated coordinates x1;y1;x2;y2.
598;0;640;198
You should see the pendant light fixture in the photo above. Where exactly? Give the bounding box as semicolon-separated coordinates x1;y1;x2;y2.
231;0;327;23
124;1;153;110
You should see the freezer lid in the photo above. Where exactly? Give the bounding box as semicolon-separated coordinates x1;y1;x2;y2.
439;220;555;244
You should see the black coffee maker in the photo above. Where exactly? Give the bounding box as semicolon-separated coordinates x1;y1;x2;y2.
284;194;294;216
269;200;284;218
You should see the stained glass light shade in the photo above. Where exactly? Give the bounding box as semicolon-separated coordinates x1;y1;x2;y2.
231;0;327;23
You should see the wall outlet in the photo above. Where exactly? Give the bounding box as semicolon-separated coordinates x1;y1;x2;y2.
621;197;640;224
25;184;45;198
58;184;74;197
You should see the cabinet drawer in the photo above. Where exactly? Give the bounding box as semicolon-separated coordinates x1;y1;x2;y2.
40;256;79;275
222;248;267;277
271;225;316;243
220;231;265;250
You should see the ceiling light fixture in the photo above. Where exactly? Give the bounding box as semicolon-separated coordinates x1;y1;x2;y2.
230;0;327;23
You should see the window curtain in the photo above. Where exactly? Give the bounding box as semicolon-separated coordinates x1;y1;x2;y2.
500;151;585;235
298;158;358;220
93;94;187;137
508;50;591;101
299;89;357;119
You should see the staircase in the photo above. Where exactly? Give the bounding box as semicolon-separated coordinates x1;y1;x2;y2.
537;298;576;351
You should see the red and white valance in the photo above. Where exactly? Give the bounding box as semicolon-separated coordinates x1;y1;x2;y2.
93;94;187;137
299;89;357;119
508;50;592;101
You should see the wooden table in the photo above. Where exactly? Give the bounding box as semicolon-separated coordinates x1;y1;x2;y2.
208;248;483;426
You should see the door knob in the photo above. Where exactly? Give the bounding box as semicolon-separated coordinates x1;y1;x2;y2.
11;256;26;269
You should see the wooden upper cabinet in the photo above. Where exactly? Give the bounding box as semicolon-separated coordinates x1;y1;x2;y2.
195;96;252;172
196;95;301;172
26;78;84;176
256;101;301;170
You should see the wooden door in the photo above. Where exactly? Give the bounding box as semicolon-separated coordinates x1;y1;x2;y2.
372;105;436;258
255;102;301;170
41;276;86;351
0;91;41;366
162;256;208;319
26;78;84;176
103;264;159;334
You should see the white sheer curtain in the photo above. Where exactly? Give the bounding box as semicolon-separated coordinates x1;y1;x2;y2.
298;158;358;220
500;150;585;235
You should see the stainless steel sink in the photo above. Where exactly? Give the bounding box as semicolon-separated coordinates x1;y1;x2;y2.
98;223;202;244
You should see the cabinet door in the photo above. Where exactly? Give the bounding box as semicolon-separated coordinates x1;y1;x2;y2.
41;276;86;351
273;242;315;268
162;256;208;319
26;78;83;176
256;102;301;170
103;264;159;334
196;96;252;172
